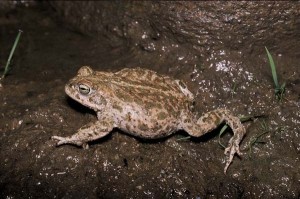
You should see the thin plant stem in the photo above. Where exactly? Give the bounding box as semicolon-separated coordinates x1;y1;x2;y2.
265;46;285;101
265;47;279;88
1;30;23;80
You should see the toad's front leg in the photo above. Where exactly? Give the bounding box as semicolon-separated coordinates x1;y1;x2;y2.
51;120;114;149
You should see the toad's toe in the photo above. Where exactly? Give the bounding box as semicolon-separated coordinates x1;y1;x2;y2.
51;135;85;148
224;142;243;174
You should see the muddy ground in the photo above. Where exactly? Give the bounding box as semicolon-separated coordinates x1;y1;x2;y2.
0;5;299;199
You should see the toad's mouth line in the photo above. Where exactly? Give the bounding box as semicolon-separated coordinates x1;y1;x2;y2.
65;88;102;114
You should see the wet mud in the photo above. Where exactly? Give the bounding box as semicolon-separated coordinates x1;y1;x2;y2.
0;5;299;199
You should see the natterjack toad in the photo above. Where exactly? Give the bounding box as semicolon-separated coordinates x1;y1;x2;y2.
52;66;246;173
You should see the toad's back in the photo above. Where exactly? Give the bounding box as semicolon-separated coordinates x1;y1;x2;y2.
92;67;194;112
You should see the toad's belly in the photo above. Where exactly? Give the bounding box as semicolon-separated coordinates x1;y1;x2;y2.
106;103;182;138
114;112;180;139
118;122;178;139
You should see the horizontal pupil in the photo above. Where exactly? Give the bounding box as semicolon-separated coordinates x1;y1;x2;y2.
79;84;90;94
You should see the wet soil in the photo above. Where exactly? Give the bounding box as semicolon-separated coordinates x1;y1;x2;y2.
0;6;300;199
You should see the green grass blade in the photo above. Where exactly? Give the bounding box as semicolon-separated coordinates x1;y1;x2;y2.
1;30;23;79
218;124;228;149
265;47;279;88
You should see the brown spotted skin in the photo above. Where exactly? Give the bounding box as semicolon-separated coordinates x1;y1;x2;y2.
52;66;246;173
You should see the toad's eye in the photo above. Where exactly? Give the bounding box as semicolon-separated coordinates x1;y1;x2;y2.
78;84;91;95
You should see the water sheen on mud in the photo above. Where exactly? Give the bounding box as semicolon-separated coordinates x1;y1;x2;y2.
0;4;299;199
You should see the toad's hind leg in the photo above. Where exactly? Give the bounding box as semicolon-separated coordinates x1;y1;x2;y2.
51;120;113;149
182;108;246;173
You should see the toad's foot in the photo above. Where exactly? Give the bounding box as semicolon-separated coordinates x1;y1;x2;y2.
51;136;89;149
223;135;243;174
